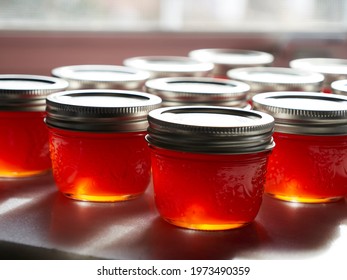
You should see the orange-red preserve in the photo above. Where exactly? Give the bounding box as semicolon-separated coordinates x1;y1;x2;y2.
146;106;275;230
45;89;161;202
253;91;347;203
0;74;68;178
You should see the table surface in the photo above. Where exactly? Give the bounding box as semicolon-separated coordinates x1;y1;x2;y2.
0;173;347;260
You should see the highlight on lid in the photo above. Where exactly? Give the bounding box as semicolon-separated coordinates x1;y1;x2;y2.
227;67;325;101
188;48;274;78
252;91;347;203
123;55;214;78
45;89;162;202
51;64;150;90
146;106;275;230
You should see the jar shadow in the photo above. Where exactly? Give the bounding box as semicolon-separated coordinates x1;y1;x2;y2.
254;195;347;259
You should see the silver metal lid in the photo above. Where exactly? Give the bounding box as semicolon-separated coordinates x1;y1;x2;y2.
252;91;347;135
144;77;250;107
290;58;347;86
123;56;214;78
189;48;274;77
46;89;162;132
0;74;68;111
51;64;150;90
331;79;347;96
146;106;275;154
227;67;324;95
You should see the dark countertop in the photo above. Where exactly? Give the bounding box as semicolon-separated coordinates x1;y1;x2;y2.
0;173;346;260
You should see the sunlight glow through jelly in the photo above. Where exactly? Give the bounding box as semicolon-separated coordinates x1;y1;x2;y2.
45;89;161;202
253;91;347;203
0;74;68;178
146;106;275;230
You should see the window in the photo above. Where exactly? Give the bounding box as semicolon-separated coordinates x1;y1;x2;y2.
0;0;346;32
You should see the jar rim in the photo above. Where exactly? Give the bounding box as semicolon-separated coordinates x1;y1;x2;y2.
0;74;69;111
189;48;274;66
123;56;214;78
144;77;250;103
252;91;347;135
51;64;150;89
146;106;275;154
46;89;162;132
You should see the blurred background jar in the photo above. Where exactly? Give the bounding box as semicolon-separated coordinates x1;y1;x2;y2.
289;58;347;93
123;56;214;78
51;64;150;90
188;48;274;79
0;74;68;178
45;89;161;202
253;91;347;203
227;66;324;102
331;79;347;96
144;77;250;108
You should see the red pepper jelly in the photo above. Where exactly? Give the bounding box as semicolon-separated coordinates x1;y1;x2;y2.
188;48;274;79
51;64;150;90
0;74;68;178
144;77;250;108
252;91;347;203
146;106;275;230
45;90;161;202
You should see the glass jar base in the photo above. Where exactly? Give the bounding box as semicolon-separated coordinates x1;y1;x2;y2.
164;218;250;231
0;168;51;179
63;192;143;202
267;193;344;204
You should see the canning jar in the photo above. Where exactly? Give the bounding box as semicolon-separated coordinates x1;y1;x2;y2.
290;58;347;93
252;91;347;203
146;106;275;230
51;64;150;90
331;79;347;96
123;56;214;78
188;48;274;78
45;89;162;202
0;74;68;178
227;67;324;101
144;77;250;108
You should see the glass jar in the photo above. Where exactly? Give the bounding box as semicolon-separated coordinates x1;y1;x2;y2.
252;91;347;203
290;58;347;93
146;106;275;230
51;64;150;90
188;48;274;79
123;56;214;78
331;79;347;96
227;67;324;102
0;74;68;178
45;89;161;202
144;77;250;108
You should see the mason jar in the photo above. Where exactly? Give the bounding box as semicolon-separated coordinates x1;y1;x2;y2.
144;76;250;108
45;89;162;202
146;106;275;230
51;64;150;90
0;74;68;178
253;91;347;203
290;58;347;93
227;67;324;102
123;56;214;78
189;48;274;78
